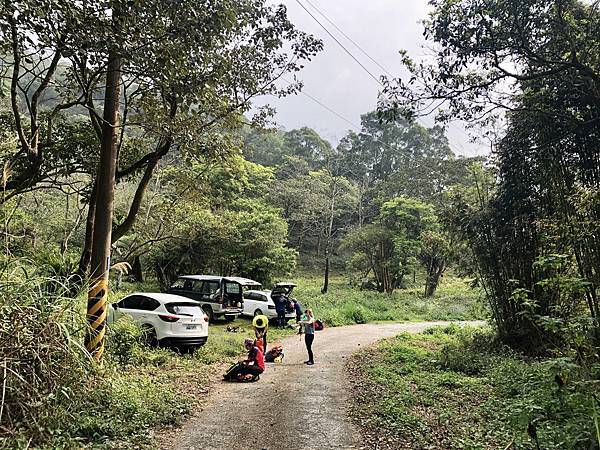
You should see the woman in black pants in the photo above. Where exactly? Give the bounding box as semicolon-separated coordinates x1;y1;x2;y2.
300;309;315;365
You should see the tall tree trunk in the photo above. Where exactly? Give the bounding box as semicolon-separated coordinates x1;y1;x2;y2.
132;255;143;282
85;50;122;361
322;252;329;294
321;181;337;294
77;180;97;278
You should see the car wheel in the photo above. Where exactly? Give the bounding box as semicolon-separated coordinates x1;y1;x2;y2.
178;346;196;355
142;325;158;348
202;305;214;323
254;309;263;317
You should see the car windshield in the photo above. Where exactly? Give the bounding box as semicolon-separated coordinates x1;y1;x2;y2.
165;302;202;317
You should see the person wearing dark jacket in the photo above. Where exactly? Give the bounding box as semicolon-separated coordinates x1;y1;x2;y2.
273;293;287;328
294;300;303;334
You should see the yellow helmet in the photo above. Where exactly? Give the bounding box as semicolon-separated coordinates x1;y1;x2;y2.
252;315;268;329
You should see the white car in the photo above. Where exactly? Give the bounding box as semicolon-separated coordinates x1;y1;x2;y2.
242;283;297;320
109;292;209;353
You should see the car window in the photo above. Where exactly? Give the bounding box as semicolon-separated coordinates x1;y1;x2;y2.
202;281;220;295
165;302;201;316
244;292;261;301
225;282;240;294
138;296;160;311
170;279;186;289
191;281;203;292
260;295;269;302
120;295;143;309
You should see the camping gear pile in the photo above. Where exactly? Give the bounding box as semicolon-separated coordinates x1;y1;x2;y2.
264;344;284;363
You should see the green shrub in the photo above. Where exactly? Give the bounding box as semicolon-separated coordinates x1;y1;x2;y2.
343;303;368;324
106;316;145;366
352;326;600;449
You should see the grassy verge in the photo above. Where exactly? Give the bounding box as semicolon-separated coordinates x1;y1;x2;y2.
73;318;297;449
347;325;600;450
295;272;485;325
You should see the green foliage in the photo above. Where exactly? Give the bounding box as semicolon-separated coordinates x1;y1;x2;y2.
0;268;195;449
1;0;323;200
336;111;464;207
150;198;296;286
386;0;600;351
295;272;485;326
106;315;146;366
343;197;439;293
0;270;91;448
352;327;600;449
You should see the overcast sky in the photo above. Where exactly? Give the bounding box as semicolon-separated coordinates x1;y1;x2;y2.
256;0;488;157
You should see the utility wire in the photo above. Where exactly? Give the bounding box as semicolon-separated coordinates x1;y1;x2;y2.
294;0;384;87
283;77;360;130
293;0;469;154
303;0;393;77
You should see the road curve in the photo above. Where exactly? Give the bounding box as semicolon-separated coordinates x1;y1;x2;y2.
165;321;483;450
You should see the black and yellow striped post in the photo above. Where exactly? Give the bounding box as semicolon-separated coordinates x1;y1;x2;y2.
85;277;109;361
83;40;122;362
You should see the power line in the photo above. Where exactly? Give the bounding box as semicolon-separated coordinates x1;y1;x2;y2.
283;77;360;130
298;90;360;130
294;0;383;87
302;0;393;77
292;0;469;155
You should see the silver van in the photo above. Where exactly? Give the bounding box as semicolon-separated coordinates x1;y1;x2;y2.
167;275;262;322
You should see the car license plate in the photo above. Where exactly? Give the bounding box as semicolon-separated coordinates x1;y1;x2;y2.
186;325;197;330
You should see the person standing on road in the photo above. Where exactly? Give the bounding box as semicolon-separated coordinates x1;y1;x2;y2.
299;308;315;365
252;314;269;354
273;293;287;328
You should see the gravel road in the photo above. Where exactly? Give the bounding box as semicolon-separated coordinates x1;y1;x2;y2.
166;321;483;450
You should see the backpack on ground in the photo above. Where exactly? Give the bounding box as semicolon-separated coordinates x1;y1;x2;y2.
223;362;242;381
265;344;284;362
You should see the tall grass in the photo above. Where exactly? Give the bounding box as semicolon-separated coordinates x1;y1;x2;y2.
294;272;485;326
0;266;190;449
0;267;92;447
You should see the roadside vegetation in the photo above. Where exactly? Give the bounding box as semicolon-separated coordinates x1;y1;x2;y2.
349;325;600;450
295;272;483;326
0;269;297;449
346;1;600;448
0;268;481;449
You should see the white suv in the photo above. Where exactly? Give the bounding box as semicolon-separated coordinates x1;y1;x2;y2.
242;283;297;320
110;292;209;353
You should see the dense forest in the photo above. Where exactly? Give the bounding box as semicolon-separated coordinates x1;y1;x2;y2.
1;0;599;448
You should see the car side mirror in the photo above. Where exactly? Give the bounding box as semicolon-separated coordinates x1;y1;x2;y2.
112;303;118;309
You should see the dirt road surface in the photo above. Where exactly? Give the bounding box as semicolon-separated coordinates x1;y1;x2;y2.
167;321;482;450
